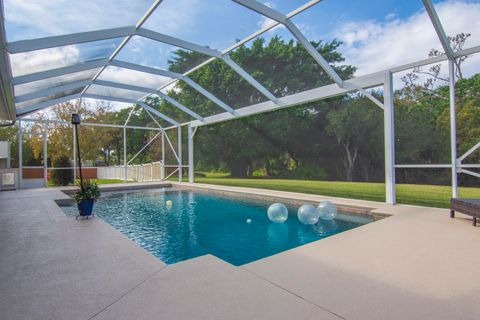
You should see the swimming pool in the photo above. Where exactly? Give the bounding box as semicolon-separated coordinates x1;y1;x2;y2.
60;188;373;265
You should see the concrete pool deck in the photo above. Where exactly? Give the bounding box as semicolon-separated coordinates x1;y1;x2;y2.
0;182;479;319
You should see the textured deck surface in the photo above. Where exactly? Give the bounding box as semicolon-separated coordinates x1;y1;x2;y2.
1;182;479;320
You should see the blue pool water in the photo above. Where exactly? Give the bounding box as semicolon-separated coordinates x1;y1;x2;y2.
60;189;372;265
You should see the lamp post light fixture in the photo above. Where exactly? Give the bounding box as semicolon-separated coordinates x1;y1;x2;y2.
71;113;84;191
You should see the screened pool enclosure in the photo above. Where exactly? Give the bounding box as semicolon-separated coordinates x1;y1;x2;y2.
0;0;479;203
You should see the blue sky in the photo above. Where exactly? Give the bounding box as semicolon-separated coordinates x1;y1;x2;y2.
4;0;480;110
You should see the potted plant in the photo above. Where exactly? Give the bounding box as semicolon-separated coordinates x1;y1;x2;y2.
74;180;100;218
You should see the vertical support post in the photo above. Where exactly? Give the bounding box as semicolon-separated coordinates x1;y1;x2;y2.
18;120;22;188
161;131;165;180
123;127;127;182
73;125;76;181
188;123;194;184
384;71;396;204
178;126;182;182
43;122;48;188
449;59;458;198
6;143;10;168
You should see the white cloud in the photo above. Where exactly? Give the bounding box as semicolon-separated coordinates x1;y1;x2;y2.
262;1;277;8
160;82;179;94
10;45;80;76
118;37;178;70
142;0;202;36
4;0;152;41
333;1;480;77
258;16;276;30
385;13;397;21
99;66;172;89
257;1;277;29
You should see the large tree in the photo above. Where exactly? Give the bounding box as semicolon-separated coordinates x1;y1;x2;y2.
164;37;356;177
326;96;383;181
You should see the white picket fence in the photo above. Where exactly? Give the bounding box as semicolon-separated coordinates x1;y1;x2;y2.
97;161;166;181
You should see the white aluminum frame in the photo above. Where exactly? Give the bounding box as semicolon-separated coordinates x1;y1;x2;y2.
187;123;195;184
384;71;396;204
2;0;478;201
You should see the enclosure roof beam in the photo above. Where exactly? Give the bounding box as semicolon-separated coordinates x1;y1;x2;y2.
144;0;322;103
461;169;480;178
387;45;480;74
13;58;231;117
15;79;91;103
12;58;181;86
8;23;288;106
233;0;287;23
12;59;108;85
14;43;480;122
93;79;204;121
341;82;384;110
109;59;182;79
7;1;315;55
124;105;136;127
93;79;163;93
136;101;179;126
6;26;135;54
136;28;222;57
16;93;81;117
82;92;148;106
180;76;236;114
80;0;165;96
221;55;280;104
7;25;219;57
136;28;279;104
110;59;236;114
21;117;163;131
0;1;15;122
284;20;344;87
7;25;279;108
9;1;320;120
142;107;164;129
185;72;384;128
422;0;454;59
82;93;179;126
232;0;344;87
156;91;204;122
358;89;384;110
458;141;480;162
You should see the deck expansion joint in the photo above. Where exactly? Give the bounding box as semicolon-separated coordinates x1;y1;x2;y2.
240;266;348;320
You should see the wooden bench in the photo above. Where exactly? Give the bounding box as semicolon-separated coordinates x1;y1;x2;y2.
450;198;480;226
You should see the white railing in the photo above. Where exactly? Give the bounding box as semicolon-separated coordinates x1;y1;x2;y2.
97;161;167;181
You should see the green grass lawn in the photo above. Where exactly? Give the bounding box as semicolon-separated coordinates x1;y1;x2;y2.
92;179;128;184
193;173;480;208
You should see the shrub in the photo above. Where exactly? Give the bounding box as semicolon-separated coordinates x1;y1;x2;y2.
74;180;101;203
51;156;73;186
291;164;328;180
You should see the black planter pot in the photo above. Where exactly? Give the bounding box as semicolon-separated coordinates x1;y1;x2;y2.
77;199;95;217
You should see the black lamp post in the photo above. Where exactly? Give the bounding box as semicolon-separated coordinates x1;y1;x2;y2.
71;113;84;192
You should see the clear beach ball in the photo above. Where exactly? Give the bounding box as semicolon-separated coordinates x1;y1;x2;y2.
267;203;288;223
318;200;337;220
297;204;320;225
